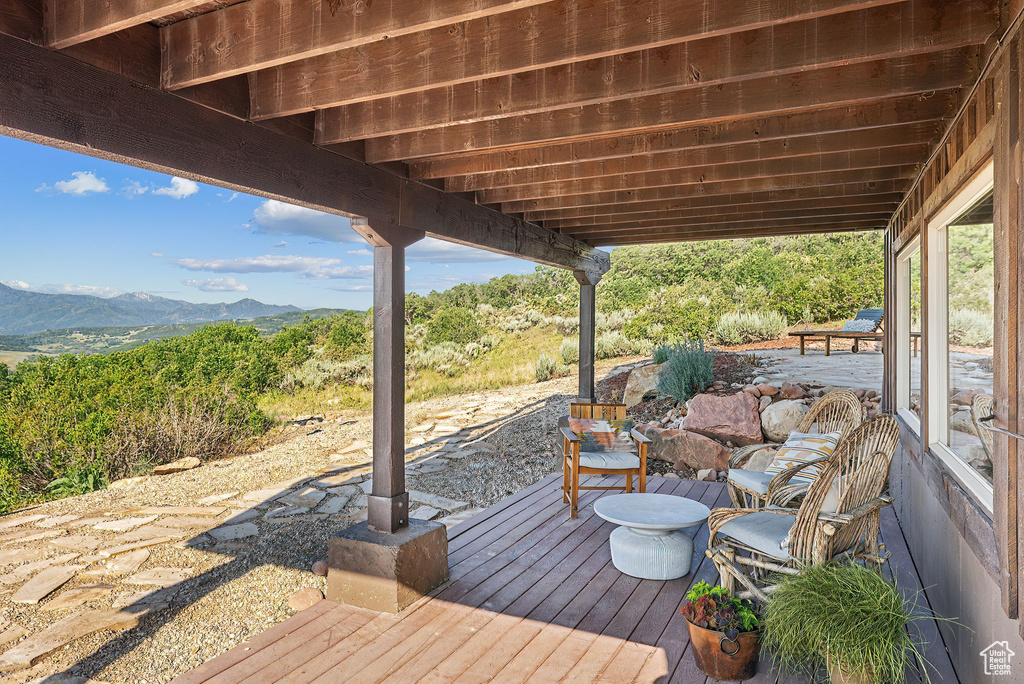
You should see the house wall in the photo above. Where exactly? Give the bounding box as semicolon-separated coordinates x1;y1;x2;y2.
883;15;1024;677
891;426;1024;682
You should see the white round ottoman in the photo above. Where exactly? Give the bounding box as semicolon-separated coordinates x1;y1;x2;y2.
593;493;711;580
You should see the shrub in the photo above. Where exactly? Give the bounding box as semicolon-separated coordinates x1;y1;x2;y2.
652;343;672;364
325;316;367;360
535;354;557;382
657;339;713;404
426;307;484;346
714;310;789;346
552;316;579;335
282;354;372;390
595;331;650;360
409;343;470;377
560;338;580;364
948;307;993;347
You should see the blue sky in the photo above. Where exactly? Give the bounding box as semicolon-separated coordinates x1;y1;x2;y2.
0;135;537;310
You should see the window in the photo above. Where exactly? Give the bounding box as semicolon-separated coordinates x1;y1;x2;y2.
925;163;994;507
895;240;922;426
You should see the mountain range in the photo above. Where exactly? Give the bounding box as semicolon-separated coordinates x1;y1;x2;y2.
0;283;300;335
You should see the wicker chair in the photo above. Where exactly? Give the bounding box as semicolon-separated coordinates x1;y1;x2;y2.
707;415;900;602
727;389;863;509
561;402;650;518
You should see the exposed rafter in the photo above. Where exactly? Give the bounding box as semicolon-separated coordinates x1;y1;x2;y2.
362;50;978;161
44;0;206;49
317;0;988;142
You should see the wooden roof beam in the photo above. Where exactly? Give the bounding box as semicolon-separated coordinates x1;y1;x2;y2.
0;32;607;275
249;0;904;119
45;0;208;49
525;182;907;221
479;145;928;203
591;224;881;246
560;210;895;236
548;201;902;232
408;98;953;180
502;166;917;212
317;0;992;142
448;125;938;192
573;215;892;241
363;50;978;161
159;0;553;90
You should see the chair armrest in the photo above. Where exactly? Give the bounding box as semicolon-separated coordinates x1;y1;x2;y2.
560;427;580;444
630;428;651;445
816;496;894;525
729;443;777;469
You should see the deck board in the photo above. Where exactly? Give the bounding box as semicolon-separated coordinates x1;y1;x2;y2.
175;478;959;684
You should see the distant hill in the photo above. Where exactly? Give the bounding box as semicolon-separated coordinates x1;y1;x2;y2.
0;308;352;357
0;283;301;336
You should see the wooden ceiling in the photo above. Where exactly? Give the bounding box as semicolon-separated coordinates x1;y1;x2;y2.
9;0;1006;246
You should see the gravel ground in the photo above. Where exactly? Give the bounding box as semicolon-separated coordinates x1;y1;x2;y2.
0;357;644;684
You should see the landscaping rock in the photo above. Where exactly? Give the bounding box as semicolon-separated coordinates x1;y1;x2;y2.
761;400;810;442
639;425;730;472
758;395;772;413
288;588;324;612
696;469;716;482
682;393;762;446
152;457;201;475
311;560;328;577
623;362;665;408
741;385;760;398
744;448;777;472
779;382;807;400
757;384;779;397
951;388;983;406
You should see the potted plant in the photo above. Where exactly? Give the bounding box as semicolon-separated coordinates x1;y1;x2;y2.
761;562;940;683
682;581;760;680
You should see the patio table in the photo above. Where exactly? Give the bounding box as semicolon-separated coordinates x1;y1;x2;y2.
594;493;711;580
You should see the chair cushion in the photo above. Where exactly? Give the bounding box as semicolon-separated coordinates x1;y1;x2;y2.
841;318;878;333
727;469;773;495
578;451;640;470
763;430;842;485
717;512;795;561
568;417;634;453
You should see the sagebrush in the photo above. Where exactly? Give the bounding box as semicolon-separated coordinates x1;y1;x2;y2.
715;310;789;345
657;339;713;404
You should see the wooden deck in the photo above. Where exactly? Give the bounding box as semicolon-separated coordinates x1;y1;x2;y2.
173;475;959;684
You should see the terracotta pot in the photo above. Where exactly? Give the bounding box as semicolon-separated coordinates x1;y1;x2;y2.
685;618;760;681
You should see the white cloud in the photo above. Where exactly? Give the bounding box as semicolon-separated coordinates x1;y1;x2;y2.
407;238;511;263
153;177;199;199
307;265;373;280
4;280;124;297
329;284;373;292
37;171;110;196
172;254;341;274
1;280;30;290
121;180;149;197
251;200;359;243
272;241;288;249
149;252;164;257
347;248;372;256
172;254;371;280
185;277;249;293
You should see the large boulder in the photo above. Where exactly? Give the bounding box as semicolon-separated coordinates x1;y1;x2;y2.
639;425;730;472
682;392;762;446
623;362;665;408
760;400;809;443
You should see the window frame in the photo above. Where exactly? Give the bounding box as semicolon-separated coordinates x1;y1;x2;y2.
925;161;995;511
895;235;921;433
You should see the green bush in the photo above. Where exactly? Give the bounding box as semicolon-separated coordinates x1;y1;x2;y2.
560;338;579;364
948;308;993;347
714;311;789;346
427;307;484;346
652;344;672;364
409;343;470;377
657;339;713;404
325;315;367;360
534;354;557;382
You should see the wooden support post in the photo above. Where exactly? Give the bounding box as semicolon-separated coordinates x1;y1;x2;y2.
575;271;601;404
355;219;424;533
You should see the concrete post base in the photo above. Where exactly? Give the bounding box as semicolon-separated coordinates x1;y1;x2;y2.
326;519;448;613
